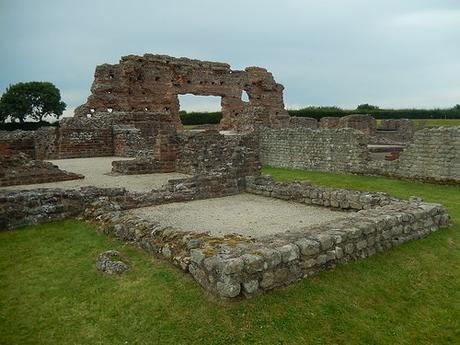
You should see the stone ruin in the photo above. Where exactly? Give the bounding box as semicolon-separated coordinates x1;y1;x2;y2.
0;53;456;299
0;152;83;187
74;54;290;130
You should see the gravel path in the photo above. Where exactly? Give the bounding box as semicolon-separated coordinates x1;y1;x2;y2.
0;157;189;192
129;193;349;238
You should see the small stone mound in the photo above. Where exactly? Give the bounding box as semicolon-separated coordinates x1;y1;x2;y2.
0;153;84;187
96;250;129;274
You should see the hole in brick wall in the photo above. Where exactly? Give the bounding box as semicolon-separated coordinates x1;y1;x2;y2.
155;77;160;81
144;107;149;111
107;108;113;113
86;113;92;118
109;74;114;79
178;94;222;126
90;108;95;113
241;90;249;102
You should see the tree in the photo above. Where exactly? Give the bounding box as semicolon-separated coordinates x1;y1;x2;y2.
356;103;380;111
0;81;66;123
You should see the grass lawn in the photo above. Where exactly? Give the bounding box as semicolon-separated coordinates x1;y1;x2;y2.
1;168;459;345
411;119;460;127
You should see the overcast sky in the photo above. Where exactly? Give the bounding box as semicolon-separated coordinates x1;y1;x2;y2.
1;0;459;116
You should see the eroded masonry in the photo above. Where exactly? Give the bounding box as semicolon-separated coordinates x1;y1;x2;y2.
75;54;290;130
0;53;456;299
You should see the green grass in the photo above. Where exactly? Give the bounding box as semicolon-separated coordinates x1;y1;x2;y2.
411;119;460;127
1;169;459;345
183;124;199;129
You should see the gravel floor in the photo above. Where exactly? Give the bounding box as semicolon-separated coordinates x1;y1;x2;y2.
0;157;189;192
129;193;349;238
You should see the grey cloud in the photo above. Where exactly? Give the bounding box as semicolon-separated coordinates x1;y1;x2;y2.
1;0;459;112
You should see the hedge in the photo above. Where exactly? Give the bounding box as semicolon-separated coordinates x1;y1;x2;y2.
179;111;222;125
0;121;58;131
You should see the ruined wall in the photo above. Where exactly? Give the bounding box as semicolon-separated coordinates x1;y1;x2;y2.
337;114;376;136
289;117;318;129
75;54;289;130
0;130;36;158
84;175;450;299
113;125;150;157
258;128;370;174
58;116;114;158
57;111;175;159
112;130;260;177
35;127;60;160
373;119;414;144
175;130;260;176
0;173;243;230
371;127;460;183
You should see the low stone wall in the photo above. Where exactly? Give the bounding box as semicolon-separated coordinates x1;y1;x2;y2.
373;119;414;144
370;126;460;183
289;117;318;129
0;130;36;158
83;175;450;299
258;128;370;174
112;130;260;177
58;117;115;158
176;130;260;176
0;112;176;160
245;175;391;210
0;187;126;230
1;173;451;297
0;173;244;230
0;153;83;187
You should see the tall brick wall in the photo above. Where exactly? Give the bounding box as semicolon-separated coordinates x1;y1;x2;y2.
258;128;370;174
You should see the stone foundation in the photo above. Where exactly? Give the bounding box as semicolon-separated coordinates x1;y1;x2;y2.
0;172;451;298
81;175;450;299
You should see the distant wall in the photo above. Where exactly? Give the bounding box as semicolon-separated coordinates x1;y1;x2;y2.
259;126;460;184
371;127;460;183
258;128;370;174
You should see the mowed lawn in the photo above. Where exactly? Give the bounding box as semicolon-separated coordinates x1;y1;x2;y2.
1;168;459;345
411;119;460;127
